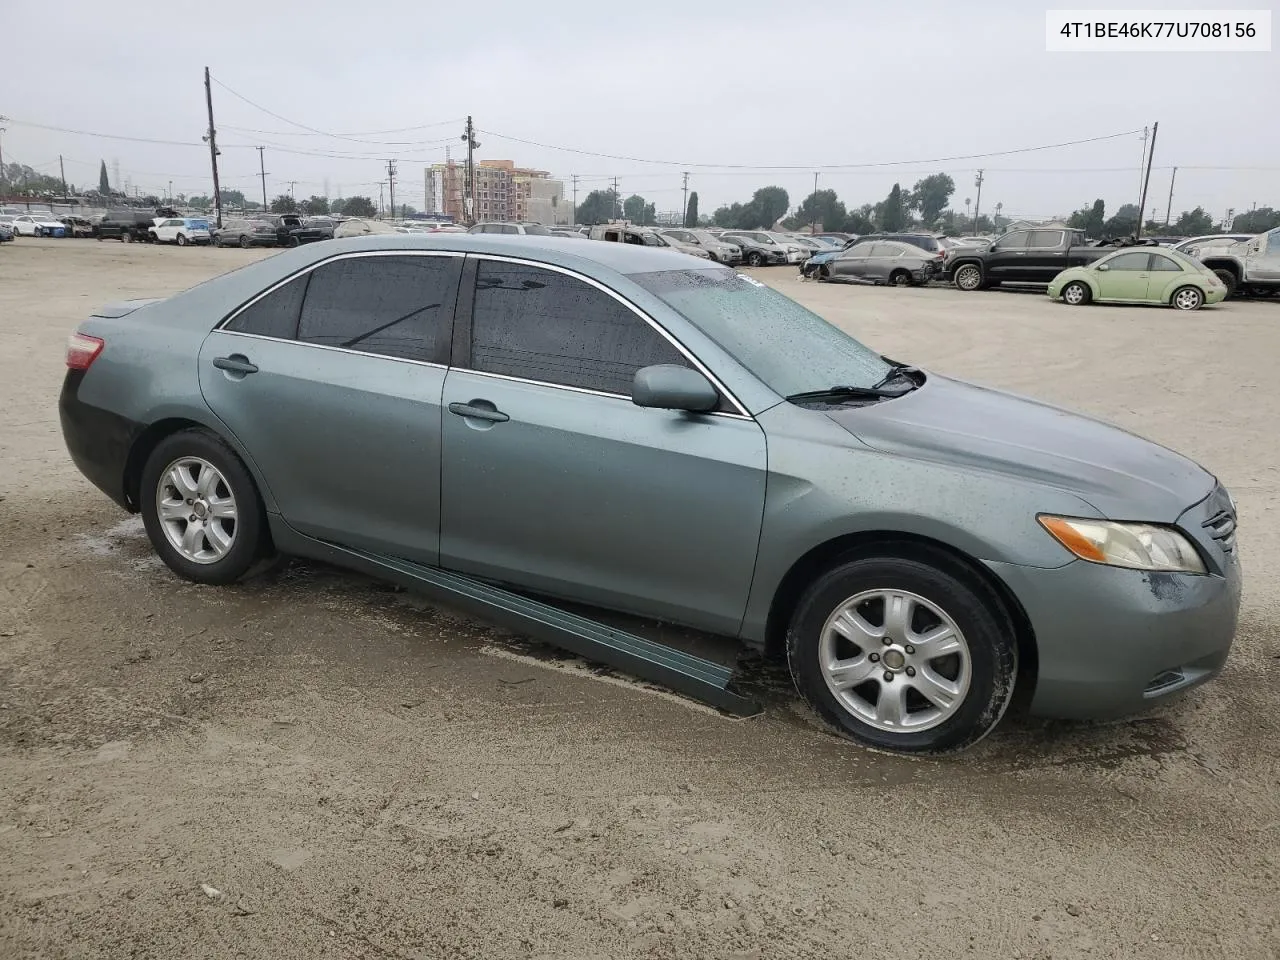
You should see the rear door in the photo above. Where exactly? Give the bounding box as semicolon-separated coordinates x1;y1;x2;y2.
437;255;768;635
198;251;463;564
984;231;1030;283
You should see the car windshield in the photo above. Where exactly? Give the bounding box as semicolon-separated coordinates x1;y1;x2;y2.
630;268;891;396
523;224;552;235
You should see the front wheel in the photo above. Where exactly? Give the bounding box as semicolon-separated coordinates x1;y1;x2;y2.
1171;285;1204;311
140;429;269;585
1061;281;1091;306
889;269;912;287
747;252;764;267
953;263;983;291
786;555;1017;754
123;232;133;243
287;235;300;248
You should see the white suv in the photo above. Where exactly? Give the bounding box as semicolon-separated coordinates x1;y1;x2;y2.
149;217;211;246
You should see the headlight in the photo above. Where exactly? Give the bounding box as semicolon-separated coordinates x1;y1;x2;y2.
1038;516;1206;574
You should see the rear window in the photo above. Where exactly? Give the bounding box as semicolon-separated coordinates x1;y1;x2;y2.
522;224;552;236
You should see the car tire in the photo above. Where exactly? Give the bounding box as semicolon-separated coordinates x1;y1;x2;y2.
1171;285;1204;311
176;234;187;246
140;429;269;586
785;555;1017;754
1061;281;1091;306
238;235;252;249
747;252;764;267
707;252;720;263
1212;269;1238;298
287;235;300;248
889;269;912;287
953;263;984;291
123;232;133;243
818;265;831;281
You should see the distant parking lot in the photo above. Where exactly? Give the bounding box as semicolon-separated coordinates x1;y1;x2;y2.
2;239;1278;959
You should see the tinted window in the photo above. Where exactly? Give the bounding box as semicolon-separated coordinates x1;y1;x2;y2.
992;232;1029;250
1105;252;1150;271
1027;230;1064;248
296;255;458;361
1148;254;1183;272
225;276;307;340
469;261;686;395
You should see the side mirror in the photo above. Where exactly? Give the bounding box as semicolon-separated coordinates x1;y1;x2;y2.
632;365;718;413
1097;263;1110;271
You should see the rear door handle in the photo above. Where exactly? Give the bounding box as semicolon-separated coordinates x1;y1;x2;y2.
213;355;259;375
448;401;509;423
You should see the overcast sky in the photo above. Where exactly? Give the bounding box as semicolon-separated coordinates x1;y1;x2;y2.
4;0;1276;222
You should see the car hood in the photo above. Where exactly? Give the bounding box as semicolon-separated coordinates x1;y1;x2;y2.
823;374;1213;521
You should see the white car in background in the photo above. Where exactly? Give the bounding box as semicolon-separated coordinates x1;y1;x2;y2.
149;217;212;246
11;213;67;237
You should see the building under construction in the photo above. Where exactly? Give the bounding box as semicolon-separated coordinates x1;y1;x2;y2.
424;160;569;225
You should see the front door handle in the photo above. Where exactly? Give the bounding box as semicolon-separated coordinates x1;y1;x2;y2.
448;400;509;423
213;355;259;375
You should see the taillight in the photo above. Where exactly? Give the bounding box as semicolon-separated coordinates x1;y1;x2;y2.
66;332;104;370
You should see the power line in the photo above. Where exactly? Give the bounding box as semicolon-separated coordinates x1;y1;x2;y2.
4;118;213;147
475;127;1144;170
218;119;465;139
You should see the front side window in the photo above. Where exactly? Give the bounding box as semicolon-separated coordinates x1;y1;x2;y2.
469;261;687;395
992;232;1029;251
294;255;459;361
841;243;875;258
1104;252;1150;271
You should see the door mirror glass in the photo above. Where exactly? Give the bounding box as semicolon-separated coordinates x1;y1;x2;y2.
1097;263;1110;271
632;364;718;412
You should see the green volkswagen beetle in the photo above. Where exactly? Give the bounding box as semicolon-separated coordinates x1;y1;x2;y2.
1047;246;1227;311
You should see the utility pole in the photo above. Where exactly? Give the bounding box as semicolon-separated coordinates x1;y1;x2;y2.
460;116;479;225
571;173;578;226
1136;126;1150;212
378;181;385;216
203;66;224;228
612;176;619;220
972;170;984;233
168;180;173;203
1135;121;1158;238
256;146;268;211
1164;166;1177;227
681;171;689;226
386;159;397;220
59;155;68;196
287;181;297;199
0;118;7;191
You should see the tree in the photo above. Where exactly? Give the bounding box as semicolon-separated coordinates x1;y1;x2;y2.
576;189;618;225
188;195;211;210
270;194;298;213
789;189;847;232
329;198;345;215
908;173;955;225
749;186;789;228
623;194;647;223
1102;203;1139;237
303;195;330;216
342;196;376;218
879;183;908;232
1068;199;1106;238
684;191;699;227
1232;207;1280;233
1173;207;1215;236
98;160;110;195
843;204;876;235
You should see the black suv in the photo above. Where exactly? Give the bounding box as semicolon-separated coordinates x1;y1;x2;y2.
97;210;158;242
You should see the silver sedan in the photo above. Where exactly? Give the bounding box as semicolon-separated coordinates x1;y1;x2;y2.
822;240;939;285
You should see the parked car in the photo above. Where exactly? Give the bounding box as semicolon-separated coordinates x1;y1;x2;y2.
333;218;399;238
212;219;280;248
58;235;1242;754
0;220;13;242
1191;227;1280;298
812;232;855;244
305;217;337;240
11;213;66;237
814;239;941;285
804;233;948;277
260;214;326;247
1047;247;1227;310
550;228;590;239
659;228;743;264
947;227;1120;290
98;210;159;242
149;217;212;246
589;223;710;257
1170;234;1253;255
718;231;789;266
60;216;95;238
469;222;554;236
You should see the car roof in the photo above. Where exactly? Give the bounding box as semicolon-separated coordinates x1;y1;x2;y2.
273;232;712;276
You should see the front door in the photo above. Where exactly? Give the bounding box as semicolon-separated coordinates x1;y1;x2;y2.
830;242;875;281
198;251;463;564
1021;230;1066;282
439;256;768;636
984;230;1030;283
1248;227;1280;282
1094;251;1152;301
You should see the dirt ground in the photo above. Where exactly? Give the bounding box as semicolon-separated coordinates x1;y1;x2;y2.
1;238;1277;959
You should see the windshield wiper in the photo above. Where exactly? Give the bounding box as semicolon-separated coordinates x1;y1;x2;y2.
785;385;898;403
872;361;923;392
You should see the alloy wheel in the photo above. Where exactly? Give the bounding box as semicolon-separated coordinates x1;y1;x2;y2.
955;265;981;290
1063;283;1086;305
819;589;971;733
1173;287;1203;311
155;457;238;564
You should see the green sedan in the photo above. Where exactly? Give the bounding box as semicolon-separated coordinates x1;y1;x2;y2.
1047;247;1227;311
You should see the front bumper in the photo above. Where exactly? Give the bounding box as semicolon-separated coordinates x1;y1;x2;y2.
986;551;1241;719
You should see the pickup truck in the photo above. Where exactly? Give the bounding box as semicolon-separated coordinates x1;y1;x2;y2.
260;214;327;247
948;227;1122;291
1193;227;1280;298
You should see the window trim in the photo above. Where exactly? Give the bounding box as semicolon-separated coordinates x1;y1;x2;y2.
461;253;752;420
216;249;465;368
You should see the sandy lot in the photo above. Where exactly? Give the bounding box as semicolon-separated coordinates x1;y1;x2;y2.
1;238;1277;959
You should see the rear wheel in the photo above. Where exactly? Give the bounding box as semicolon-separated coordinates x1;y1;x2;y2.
239;235;252;249
1171;286;1204;311
123;231;133;243
953;263;983;291
1062;281;1091;306
287;235;300;248
140;429;269;586
786;555;1017;754
176;234;187;246
1212;268;1238;298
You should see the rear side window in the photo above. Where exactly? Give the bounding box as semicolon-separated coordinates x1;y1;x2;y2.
869;243;902;257
296;255;460;361
1027;230;1064;248
224;276;307;340
468;260;687;395
1148;254;1183;272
